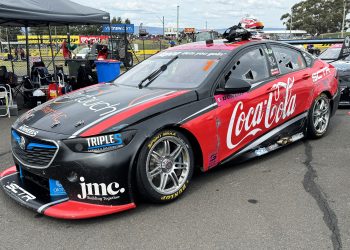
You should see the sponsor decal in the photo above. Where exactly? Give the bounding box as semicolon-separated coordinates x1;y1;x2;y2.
86;133;123;151
148;131;177;149
215;93;246;107
271;68;280;76
18;125;39;137
5;183;36;202
49;179;67;196
157;51;228;58
161;181;188;200
41;106;68;124
312;67;330;83
52;91;120;117
77;177;125;201
208;153;218;169
227;77;296;150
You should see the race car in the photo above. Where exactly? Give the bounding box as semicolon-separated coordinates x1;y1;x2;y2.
319;43;350;105
0;30;340;219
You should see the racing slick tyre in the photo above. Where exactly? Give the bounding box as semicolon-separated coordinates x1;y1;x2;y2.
136;130;194;203
307;93;331;139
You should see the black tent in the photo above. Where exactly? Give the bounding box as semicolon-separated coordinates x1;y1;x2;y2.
0;0;110;26
0;0;110;76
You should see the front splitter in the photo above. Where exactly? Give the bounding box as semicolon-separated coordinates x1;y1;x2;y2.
0;166;136;219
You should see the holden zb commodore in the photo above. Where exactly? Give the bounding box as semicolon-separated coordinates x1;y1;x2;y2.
0;31;340;219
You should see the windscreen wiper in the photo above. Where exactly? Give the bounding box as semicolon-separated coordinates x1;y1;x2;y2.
138;55;178;89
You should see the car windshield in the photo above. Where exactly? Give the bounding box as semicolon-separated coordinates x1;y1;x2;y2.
114;50;228;89
319;48;341;60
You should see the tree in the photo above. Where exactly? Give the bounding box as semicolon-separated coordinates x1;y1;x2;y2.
0;27;22;41
281;0;349;35
111;17;131;24
111;16;123;24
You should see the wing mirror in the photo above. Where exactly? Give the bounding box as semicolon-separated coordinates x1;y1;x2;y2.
217;77;251;94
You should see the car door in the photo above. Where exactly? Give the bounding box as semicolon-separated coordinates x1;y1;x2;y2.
269;44;313;117
214;44;284;162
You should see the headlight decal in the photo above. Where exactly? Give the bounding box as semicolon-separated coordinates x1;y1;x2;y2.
64;130;136;153
87;134;123;151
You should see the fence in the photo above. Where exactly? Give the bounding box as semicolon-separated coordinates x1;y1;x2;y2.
0;31;181;78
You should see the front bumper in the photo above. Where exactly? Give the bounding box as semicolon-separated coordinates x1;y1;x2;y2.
339;86;350;105
0;166;135;219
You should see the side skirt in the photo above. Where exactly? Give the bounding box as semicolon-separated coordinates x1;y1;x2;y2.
220;112;308;165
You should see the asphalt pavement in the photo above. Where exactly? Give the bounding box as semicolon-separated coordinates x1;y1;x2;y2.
0;109;349;250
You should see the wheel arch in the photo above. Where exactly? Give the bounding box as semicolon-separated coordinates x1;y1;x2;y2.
320;90;334;113
127;125;204;200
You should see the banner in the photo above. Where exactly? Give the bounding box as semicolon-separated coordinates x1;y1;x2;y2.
102;24;134;34
80;36;109;44
184;28;195;34
17;35;80;44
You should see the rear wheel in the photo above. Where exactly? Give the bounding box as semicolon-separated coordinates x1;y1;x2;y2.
307;94;331;138
136;130;194;203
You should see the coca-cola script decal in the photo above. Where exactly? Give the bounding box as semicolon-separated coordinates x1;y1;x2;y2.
226;77;296;149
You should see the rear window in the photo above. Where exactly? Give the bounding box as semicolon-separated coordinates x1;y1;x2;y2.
271;45;306;74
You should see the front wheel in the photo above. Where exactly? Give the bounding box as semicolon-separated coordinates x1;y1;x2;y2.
307;93;331;138
136;130;194;203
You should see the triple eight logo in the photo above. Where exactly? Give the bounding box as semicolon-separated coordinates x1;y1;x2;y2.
78;177;125;199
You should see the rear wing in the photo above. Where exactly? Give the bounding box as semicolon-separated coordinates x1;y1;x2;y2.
279;37;350;60
278;38;343;45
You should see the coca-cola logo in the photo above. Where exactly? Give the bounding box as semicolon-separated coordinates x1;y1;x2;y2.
226;77;296;149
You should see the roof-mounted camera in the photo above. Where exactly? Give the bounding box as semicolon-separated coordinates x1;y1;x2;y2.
223;25;252;43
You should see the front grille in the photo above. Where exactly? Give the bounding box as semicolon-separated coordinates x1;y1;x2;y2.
12;130;58;168
21;167;49;191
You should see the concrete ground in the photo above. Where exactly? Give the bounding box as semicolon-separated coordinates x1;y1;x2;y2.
0;109;349;250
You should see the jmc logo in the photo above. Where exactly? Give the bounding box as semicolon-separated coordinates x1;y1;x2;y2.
77;177;125;199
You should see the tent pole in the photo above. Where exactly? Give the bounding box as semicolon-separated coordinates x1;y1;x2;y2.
37;35;43;62
48;24;57;81
124;24;128;69
109;23;113;58
67;25;70;44
6;28;14;73
25;26;30;76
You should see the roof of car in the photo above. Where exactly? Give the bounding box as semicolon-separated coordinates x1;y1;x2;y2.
166;39;256;51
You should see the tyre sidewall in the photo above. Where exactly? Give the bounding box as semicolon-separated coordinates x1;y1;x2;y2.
307;94;331;138
136;130;194;203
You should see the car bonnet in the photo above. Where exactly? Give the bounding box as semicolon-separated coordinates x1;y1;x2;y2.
14;84;196;137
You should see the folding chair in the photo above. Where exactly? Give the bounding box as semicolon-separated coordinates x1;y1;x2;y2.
0;84;13;118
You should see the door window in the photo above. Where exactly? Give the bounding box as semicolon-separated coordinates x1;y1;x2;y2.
271;45;306;74
224;46;270;85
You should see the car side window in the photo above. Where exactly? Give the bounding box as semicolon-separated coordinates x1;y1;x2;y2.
271;45;306;74
224;46;270;85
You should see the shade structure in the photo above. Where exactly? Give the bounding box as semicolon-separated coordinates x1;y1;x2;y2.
0;0;110;26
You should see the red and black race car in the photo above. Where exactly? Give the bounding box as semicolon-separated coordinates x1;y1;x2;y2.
0;30;340;219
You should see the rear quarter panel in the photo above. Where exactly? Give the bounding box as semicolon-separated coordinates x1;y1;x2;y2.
311;59;339;103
